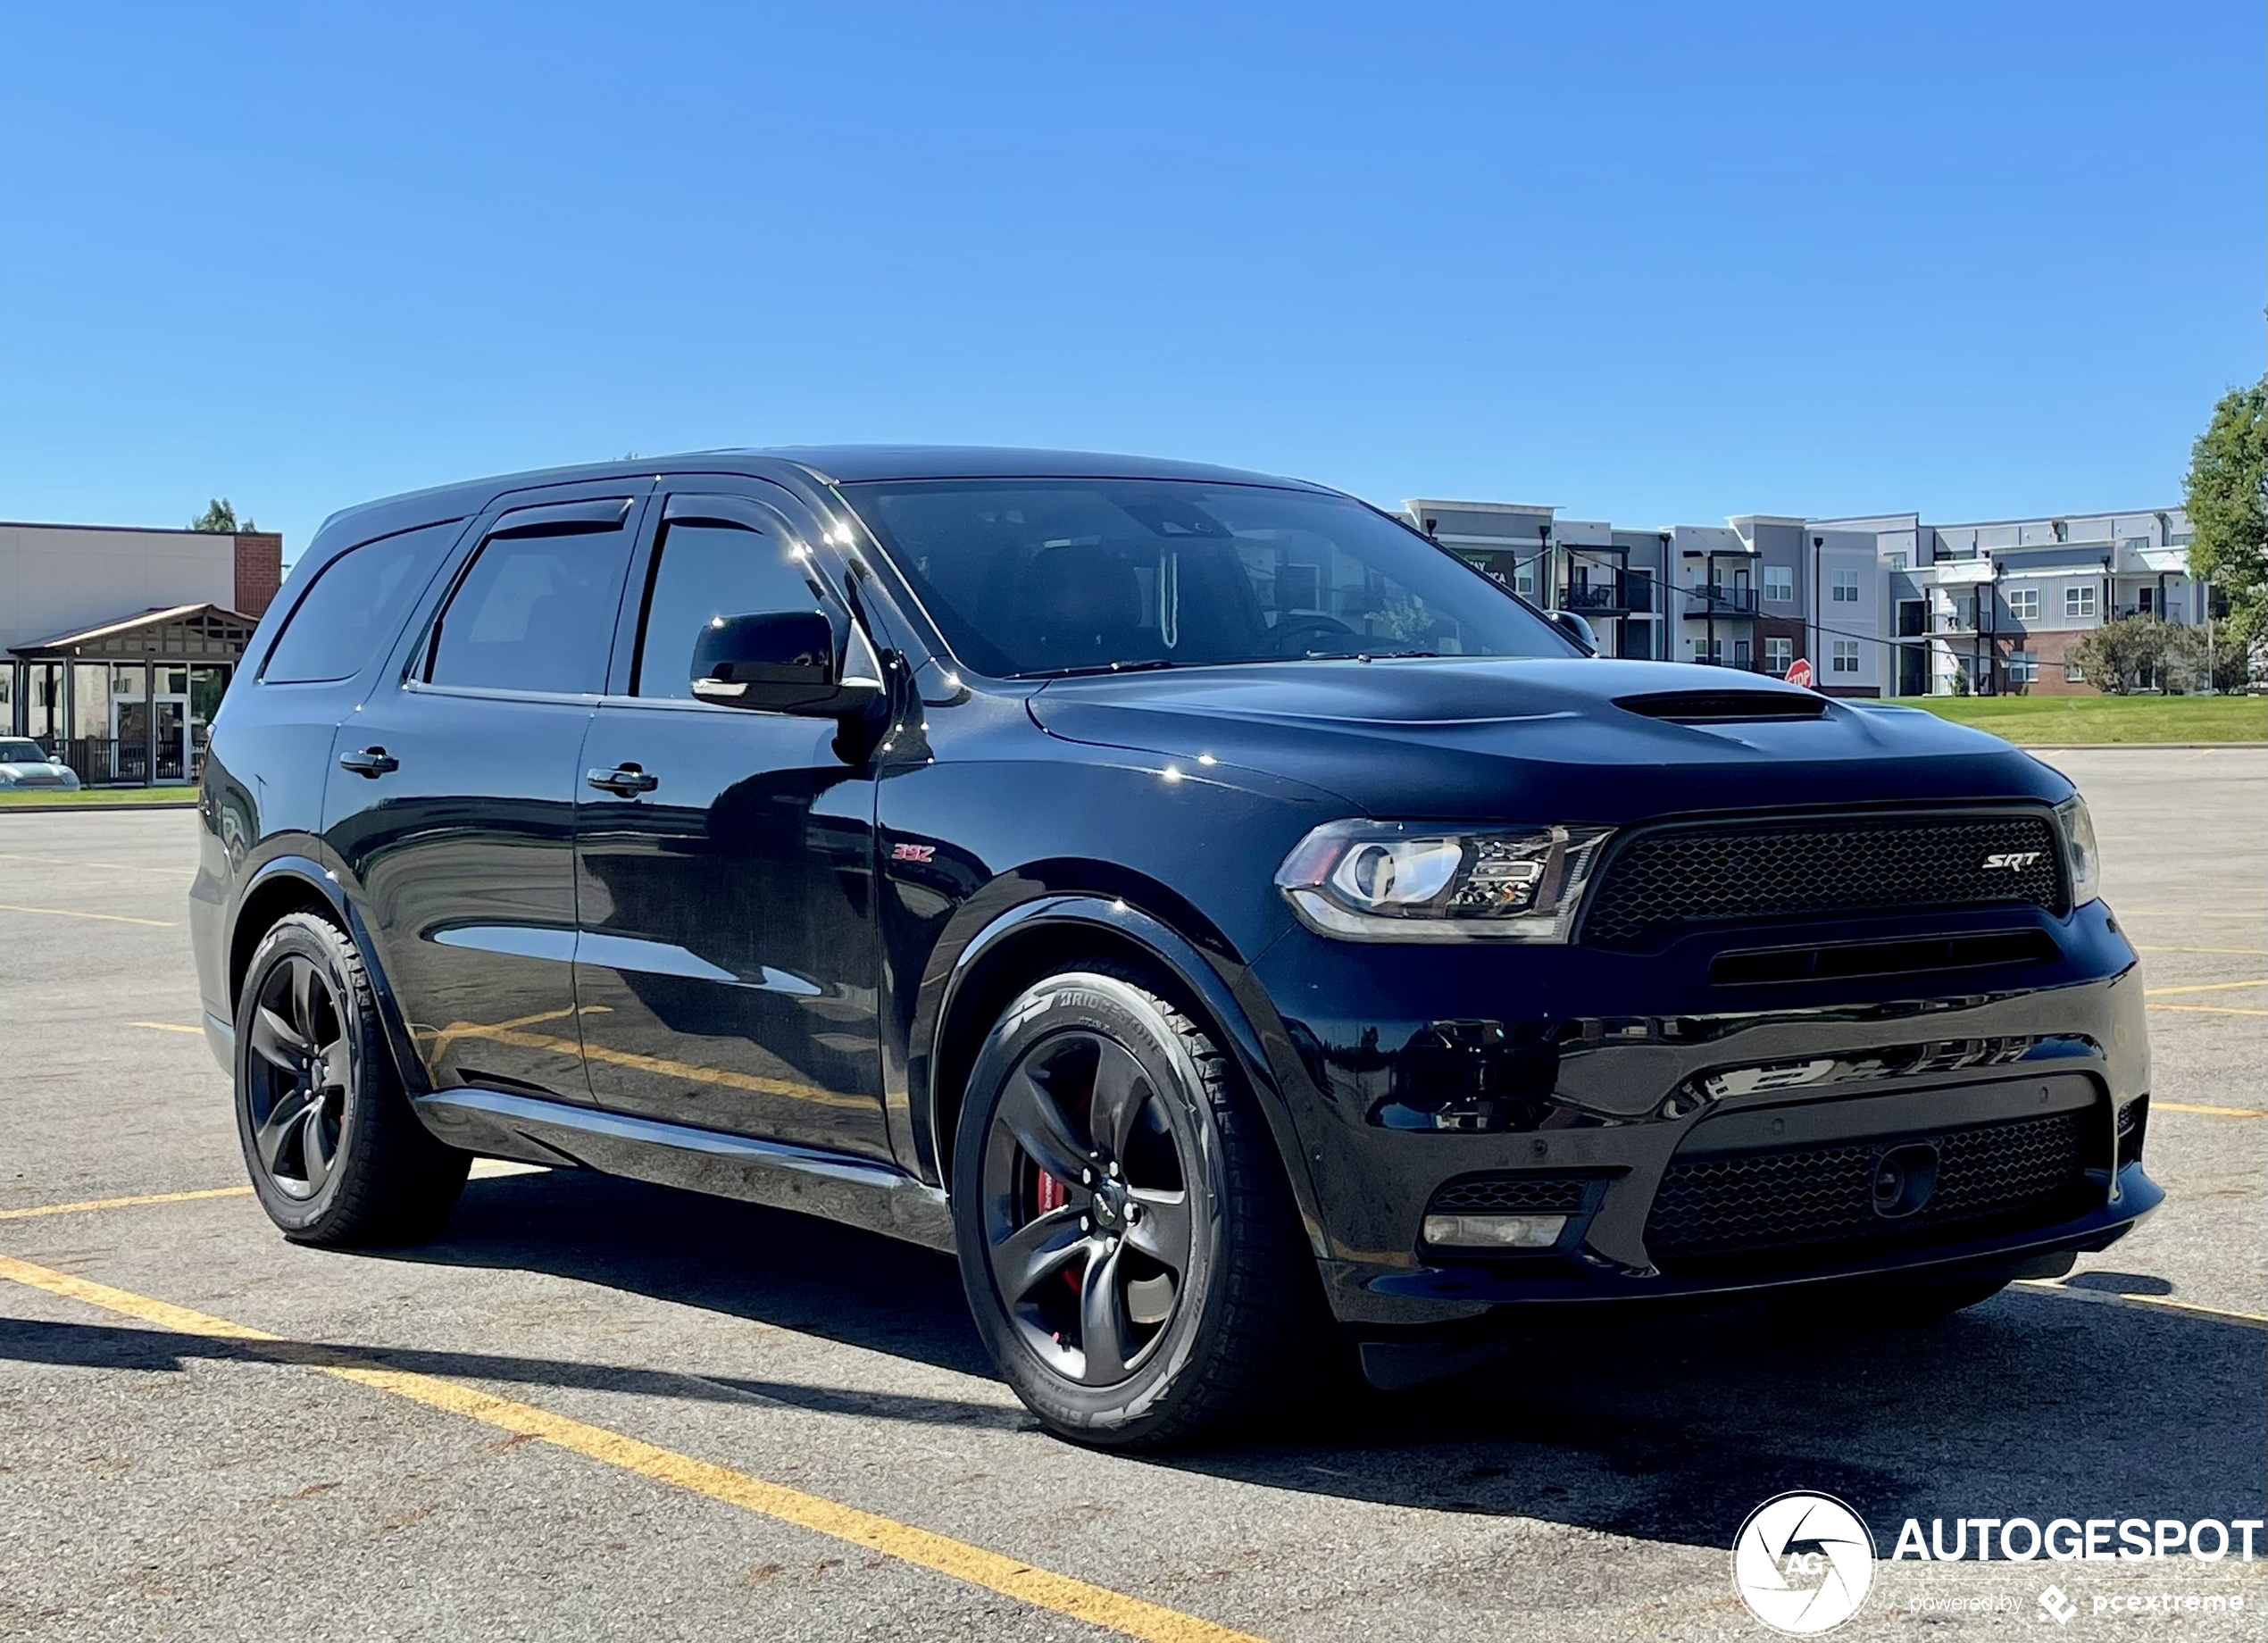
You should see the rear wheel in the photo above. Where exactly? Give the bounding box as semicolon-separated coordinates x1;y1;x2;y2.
952;969;1322;1448
233;911;468;1246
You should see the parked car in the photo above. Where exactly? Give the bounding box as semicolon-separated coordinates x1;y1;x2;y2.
189;447;2157;1447
0;738;81;791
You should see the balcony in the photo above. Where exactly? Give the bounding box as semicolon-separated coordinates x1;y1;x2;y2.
1559;572;1655;615
1682;583;1760;616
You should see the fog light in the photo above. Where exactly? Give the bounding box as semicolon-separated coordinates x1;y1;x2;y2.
1422;1213;1568;1250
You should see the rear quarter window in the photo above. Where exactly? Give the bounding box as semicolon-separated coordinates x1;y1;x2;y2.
262;521;460;685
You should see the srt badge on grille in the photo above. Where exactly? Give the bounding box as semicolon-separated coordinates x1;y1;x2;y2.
1980;851;2042;871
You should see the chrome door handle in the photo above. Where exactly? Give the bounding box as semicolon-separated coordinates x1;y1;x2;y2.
338;746;398;778
585;763;658;796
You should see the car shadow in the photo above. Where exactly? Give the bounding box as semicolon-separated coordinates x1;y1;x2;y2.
213;1167;2268;1544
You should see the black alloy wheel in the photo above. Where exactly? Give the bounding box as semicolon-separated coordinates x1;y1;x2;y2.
952;969;1324;1448
233;911;469;1245
244;951;349;1199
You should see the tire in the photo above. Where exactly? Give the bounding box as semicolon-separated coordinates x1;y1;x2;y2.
233;910;469;1246
952;968;1324;1449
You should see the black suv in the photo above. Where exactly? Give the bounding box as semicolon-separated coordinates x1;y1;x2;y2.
191;446;2157;1446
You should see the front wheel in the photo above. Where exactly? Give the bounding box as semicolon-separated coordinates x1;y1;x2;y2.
952;970;1322;1448
233;911;468;1246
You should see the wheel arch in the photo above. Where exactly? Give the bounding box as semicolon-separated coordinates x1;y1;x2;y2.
228;856;429;1099
912;892;1325;1255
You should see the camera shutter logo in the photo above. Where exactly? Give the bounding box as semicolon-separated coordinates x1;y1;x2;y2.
1731;1492;1877;1634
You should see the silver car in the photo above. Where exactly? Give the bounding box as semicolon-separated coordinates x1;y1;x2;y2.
0;738;80;792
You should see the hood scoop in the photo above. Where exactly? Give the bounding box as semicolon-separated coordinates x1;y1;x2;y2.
1614;689;1829;724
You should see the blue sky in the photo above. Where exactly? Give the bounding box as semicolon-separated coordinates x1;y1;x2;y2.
2;3;2259;558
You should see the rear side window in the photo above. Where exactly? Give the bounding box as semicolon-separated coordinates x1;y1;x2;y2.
634;520;826;698
426;517;635;695
262;521;459;684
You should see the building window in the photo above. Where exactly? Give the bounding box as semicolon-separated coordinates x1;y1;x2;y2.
1765;636;1793;673
1692;637;1722;663
1831;639;1860;674
2009;587;2039;620
2065;585;2097;619
1830;570;1861;604
1886;551;1909;571
2122;537;2149;555
2168;530;2194;546
1763;564;1793;604
2007;650;2038;683
1513;561;1535;597
2064;657;2086;682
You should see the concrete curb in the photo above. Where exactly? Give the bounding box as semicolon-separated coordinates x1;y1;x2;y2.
0;801;199;815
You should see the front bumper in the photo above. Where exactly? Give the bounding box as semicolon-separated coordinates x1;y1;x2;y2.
1247;897;2155;1326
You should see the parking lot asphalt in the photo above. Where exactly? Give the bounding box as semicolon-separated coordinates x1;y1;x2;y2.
3;748;2263;1642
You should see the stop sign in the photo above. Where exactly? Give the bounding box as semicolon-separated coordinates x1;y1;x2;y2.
1785;656;1815;688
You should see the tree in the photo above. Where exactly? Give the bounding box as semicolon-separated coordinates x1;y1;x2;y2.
2066;614;2188;695
2181;378;2268;653
189;498;255;532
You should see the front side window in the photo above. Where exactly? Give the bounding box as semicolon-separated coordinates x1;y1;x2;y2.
634;519;829;699
263;521;459;684
841;479;1575;677
1830;570;1861;604
427;526;633;695
1831;639;1860;673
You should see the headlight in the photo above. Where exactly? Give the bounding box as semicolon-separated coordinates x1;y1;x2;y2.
2055;794;2100;906
1274;820;1613;942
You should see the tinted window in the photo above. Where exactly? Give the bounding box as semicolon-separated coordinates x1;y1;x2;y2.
841;479;1575;677
0;739;48;763
427;528;632;695
634;520;825;698
263;521;458;684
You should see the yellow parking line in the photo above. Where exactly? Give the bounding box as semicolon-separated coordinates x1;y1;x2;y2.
130;1021;204;1035
0;901;173;927
2144;978;2267;997
0;1186;253;1222
2153;1100;2268;1118
0;1253;1271;1643
2016;1280;2268;1328
2149;1004;2268;1017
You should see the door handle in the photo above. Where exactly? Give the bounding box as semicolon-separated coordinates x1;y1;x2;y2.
338;746;398;778
586;763;659;797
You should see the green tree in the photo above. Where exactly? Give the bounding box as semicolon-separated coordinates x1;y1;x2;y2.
189;498;256;532
2181;378;2268;651
2067;614;2188;695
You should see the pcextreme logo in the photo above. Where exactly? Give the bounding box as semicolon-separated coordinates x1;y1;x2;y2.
1731;1492;1878;1635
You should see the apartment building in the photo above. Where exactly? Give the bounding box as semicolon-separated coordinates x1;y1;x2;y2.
1408;496;2210;697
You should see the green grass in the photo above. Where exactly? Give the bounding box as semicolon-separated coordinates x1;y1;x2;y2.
1895;694;2266;744
0;784;199;807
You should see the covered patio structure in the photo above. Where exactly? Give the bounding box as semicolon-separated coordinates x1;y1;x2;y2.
8;604;258;786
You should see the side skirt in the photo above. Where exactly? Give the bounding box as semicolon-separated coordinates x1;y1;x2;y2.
414;1088;956;1254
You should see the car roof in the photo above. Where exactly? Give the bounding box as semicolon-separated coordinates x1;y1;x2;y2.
310;446;1338;558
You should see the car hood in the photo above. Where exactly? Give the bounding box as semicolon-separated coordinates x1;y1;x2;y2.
1025;657;2068;822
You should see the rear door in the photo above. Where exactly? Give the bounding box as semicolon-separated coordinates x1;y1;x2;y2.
323;482;647;1100
571;481;888;1159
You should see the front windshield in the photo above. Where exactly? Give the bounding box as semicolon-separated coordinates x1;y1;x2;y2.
840;478;1576;677
0;739;50;763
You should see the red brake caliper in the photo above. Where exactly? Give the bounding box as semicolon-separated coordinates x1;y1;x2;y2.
1031;1168;1083;1295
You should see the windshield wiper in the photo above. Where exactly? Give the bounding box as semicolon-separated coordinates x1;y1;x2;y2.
1017;658;1190;680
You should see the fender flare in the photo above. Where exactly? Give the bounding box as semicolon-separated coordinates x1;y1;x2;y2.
907;893;1327;1254
228;852;429;1099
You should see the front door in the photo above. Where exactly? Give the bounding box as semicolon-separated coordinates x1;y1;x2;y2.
572;483;888;1159
323;483;647;1099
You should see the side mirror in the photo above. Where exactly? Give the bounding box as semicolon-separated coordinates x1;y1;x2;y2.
1549;610;1599;654
690;610;885;717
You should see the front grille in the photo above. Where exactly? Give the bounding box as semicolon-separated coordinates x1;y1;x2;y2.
1581;813;2065;951
1644;1109;2090;1272
1428;1174;1593;1215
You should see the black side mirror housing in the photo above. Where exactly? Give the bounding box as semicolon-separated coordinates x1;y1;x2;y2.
1549;609;1599;654
690;610;884;717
